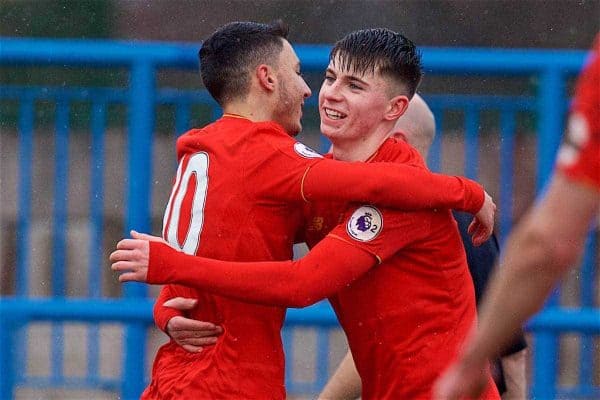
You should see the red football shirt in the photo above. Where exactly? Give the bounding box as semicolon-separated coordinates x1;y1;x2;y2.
305;139;498;399
146;116;487;399
556;35;600;190
147;137;498;399
144;116;313;399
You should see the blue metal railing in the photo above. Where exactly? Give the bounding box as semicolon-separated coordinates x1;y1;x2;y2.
0;37;596;399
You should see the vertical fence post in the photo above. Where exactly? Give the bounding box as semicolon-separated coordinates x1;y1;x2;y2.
88;100;107;381
498;108;516;245
579;232;598;395
464;106;479;180
315;328;330;391
283;327;295;393
51;99;70;386
531;67;565;400
536;68;564;190
0;318;16;400
15;97;34;385
16;97;34;298
122;60;155;399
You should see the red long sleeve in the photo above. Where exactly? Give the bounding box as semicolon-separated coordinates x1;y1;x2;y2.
303;160;484;213
153;284;197;332
147;238;376;308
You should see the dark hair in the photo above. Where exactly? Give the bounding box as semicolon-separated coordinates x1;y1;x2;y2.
330;28;422;98
199;20;289;105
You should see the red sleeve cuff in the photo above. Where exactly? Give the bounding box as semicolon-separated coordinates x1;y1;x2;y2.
464;179;485;214
148;242;180;284
153;283;187;333
154;302;181;332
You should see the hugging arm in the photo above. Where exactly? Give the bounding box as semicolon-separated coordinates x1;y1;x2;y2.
113;236;375;308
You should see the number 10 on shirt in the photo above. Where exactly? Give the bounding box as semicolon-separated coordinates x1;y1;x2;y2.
162;152;209;255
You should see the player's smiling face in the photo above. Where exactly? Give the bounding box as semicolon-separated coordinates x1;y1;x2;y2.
318;56;392;144
272;40;312;136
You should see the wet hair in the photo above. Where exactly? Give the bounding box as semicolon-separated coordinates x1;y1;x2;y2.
199;20;289;105
330;28;422;98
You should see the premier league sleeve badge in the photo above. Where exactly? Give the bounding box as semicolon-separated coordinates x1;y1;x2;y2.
346;205;383;242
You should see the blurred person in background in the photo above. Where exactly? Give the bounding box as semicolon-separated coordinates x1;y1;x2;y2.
434;34;600;400
318;94;527;400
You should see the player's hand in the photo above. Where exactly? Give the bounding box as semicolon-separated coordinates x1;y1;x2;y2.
130;230;167;244
163;297;223;353
433;357;489;400
469;191;496;246
110;231;173;283
110;237;151;282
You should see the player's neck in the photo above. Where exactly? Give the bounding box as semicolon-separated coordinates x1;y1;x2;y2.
222;97;274;124
331;127;390;162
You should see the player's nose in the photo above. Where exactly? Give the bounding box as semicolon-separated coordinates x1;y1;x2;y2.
321;81;342;101
301;79;312;99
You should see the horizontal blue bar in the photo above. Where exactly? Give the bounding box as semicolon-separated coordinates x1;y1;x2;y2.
556;386;600;399
421;47;586;75
0;86;128;102
0;298;154;323
424;94;536;110
0;37;587;75
0;37;199;68
527;308;600;333
0;85;218;107
155;88;217;105
286;302;338;326
287;381;322;394
1;86;537;113
20;376;120;391
0;298;339;326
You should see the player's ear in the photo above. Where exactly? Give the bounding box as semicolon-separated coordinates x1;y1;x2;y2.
256;64;277;92
384;95;410;121
391;130;408;142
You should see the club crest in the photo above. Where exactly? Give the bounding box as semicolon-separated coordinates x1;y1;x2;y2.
346;205;383;242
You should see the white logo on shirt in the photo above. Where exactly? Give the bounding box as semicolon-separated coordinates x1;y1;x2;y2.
557;113;589;167
567;113;590;146
557;144;578;167
294;142;323;158
346;205;383;242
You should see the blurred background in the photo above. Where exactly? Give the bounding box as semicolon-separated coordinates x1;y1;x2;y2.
2;0;598;46
0;1;598;399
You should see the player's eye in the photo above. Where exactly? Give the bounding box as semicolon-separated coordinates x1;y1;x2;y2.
349;83;363;90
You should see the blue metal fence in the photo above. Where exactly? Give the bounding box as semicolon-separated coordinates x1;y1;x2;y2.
0;37;596;399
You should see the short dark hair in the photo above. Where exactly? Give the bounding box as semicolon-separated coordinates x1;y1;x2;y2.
330;28;422;98
199;20;289;105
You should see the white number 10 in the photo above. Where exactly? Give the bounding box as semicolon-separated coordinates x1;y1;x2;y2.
162;152;209;255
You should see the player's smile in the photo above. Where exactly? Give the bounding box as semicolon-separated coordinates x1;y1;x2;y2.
323;107;347;120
